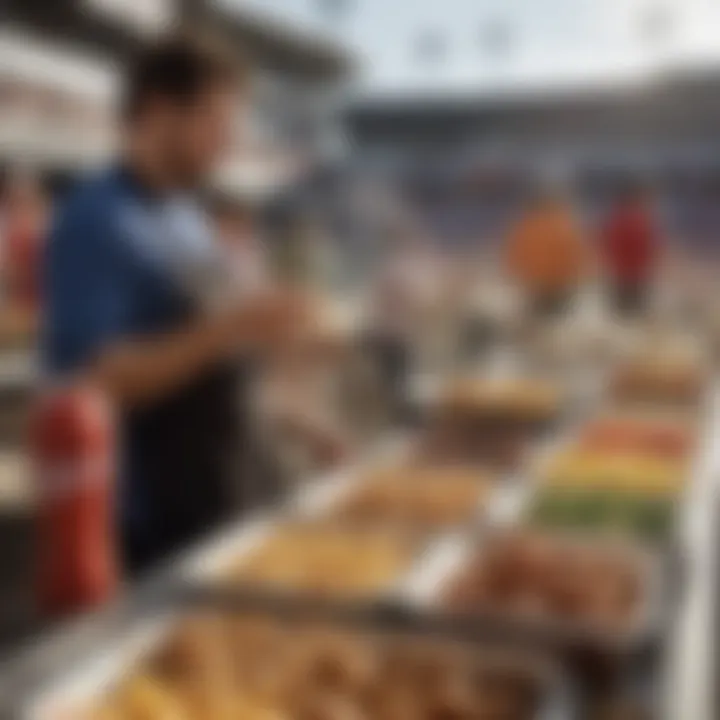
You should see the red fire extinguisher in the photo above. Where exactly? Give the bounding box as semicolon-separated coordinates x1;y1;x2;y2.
29;383;118;618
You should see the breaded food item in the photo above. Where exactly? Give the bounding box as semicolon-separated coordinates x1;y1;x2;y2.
100;675;188;720
89;616;543;720
228;524;414;597
332;467;490;528
441;378;560;423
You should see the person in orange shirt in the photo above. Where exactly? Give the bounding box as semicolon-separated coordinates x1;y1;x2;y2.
505;191;590;318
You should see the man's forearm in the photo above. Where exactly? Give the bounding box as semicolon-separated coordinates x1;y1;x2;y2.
89;290;311;407
90;314;235;407
277;410;348;461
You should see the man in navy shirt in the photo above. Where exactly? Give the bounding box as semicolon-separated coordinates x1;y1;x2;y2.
43;37;299;573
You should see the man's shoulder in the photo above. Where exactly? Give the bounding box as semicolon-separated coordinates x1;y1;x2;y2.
54;168;129;232
55;167;148;232
48;170;141;263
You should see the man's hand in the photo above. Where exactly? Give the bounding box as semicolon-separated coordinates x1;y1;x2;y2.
90;289;320;408
230;288;317;352
315;433;351;468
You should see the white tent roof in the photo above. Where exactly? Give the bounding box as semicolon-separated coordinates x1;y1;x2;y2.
0;28;117;101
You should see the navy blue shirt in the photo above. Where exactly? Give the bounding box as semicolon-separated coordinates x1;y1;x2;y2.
42;167;224;534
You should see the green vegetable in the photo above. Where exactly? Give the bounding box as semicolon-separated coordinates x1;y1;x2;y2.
527;488;676;542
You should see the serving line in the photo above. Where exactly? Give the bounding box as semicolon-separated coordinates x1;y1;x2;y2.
5;371;714;718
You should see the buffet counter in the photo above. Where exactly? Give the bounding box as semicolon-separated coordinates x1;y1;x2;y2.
2;354;719;720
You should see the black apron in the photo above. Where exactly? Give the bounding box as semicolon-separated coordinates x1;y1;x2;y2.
121;300;249;575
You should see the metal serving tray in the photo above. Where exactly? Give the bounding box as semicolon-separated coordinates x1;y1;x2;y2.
22;607;574;720
288;433;414;517
169;433;412;580
24;616;175;720
294;458;501;534
399;529;668;658
170;431;511;613
508;412;699;548
173;510;436;614
407;368;565;429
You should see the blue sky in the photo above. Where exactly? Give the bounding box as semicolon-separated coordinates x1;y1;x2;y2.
221;0;720;94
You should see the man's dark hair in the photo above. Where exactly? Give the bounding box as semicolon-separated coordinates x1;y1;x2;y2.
122;35;245;120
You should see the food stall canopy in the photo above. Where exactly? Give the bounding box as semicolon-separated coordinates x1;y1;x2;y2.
83;0;175;36
211;0;353;82
0;29;116;101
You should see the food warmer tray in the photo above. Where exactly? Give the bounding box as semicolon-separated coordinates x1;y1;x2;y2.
503;411;701;555
165;434;441;609
406;345;593;431
291;450;502;534
170;510;440;617
17;606;577;720
396;529;668;660
287;432;414;517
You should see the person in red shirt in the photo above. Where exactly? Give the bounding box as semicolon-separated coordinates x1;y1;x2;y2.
0;172;49;344
600;184;662;316
1;172;49;311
